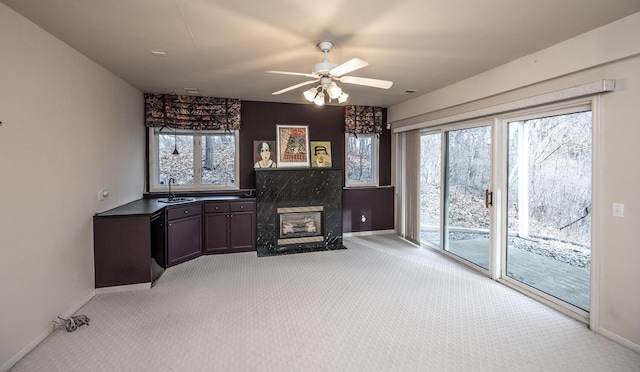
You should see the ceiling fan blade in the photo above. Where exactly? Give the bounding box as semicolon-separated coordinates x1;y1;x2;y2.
329;58;369;77
339;76;393;89
272;79;319;95
266;70;318;79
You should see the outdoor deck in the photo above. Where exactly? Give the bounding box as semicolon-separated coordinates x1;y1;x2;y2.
425;235;590;311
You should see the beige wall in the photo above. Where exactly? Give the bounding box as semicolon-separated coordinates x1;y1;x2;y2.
0;5;144;369
389;12;640;349
2;2;638;367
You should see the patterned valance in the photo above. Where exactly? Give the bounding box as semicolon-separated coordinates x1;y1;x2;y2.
145;93;241;130
344;106;383;135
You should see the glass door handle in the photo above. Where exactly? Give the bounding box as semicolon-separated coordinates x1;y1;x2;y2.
485;189;493;208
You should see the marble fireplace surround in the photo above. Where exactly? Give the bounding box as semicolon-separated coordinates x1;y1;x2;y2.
255;168;344;256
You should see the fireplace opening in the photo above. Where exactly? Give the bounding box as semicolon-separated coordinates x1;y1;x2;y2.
277;206;323;245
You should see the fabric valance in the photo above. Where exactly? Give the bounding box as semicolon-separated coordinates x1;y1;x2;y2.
145;93;241;130
344;105;383;135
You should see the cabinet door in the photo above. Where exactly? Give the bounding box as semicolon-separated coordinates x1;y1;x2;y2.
203;213;230;254
167;214;202;267
229;211;256;252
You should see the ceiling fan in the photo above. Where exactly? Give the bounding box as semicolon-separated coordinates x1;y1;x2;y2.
266;41;393;105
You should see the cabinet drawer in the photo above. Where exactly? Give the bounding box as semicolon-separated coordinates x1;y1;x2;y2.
230;201;255;212
167;204;202;221
205;202;230;214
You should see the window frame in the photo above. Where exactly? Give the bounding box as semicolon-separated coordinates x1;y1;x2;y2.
344;132;379;187
148;127;240;192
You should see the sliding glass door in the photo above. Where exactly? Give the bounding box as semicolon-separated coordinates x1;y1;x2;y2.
443;125;492;270
417;104;592;315
505;111;592;311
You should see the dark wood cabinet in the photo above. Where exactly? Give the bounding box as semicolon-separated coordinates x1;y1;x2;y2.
166;204;202;267
94;215;152;288
94;197;255;288
204;200;255;254
229;207;255;251
203;204;230;253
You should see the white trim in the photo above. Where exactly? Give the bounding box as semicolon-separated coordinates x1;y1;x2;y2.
598;327;640;353
344;229;396;237
589;95;601;332
489;118;503;280
393;80;615;133
95;282;151;294
0;290;95;372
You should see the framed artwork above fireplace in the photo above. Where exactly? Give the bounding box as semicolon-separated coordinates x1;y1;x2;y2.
276;124;310;167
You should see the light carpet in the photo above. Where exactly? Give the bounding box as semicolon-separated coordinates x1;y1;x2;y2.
10;234;640;371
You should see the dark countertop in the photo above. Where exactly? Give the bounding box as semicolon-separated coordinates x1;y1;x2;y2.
95;196;253;217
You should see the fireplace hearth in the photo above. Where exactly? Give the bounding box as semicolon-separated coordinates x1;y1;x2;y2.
256;168;344;256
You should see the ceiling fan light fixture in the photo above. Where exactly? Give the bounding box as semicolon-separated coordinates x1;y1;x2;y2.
303;87;317;102
328;82;342;99
303;83;348;105
269;41;392;104
314;91;325;106
338;91;349;104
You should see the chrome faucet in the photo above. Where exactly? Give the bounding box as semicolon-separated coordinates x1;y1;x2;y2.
168;177;175;201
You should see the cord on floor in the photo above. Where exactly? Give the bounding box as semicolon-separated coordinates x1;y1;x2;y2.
52;315;90;332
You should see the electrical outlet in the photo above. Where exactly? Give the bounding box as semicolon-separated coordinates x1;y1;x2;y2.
98;189;109;201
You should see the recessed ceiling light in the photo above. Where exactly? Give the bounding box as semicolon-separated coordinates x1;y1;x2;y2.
150;51;167;56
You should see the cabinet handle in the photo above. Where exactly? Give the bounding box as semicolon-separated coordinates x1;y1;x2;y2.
215;206;219;210
240;205;244;209
184;210;188;214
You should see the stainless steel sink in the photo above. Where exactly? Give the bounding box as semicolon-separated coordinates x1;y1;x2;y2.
157;197;195;203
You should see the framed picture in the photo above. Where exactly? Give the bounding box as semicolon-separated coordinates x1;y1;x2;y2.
310;141;332;168
276;125;310;167
253;140;277;169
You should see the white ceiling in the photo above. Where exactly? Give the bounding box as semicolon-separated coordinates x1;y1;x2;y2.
3;0;640;107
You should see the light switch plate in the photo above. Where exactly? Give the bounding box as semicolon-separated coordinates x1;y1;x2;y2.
613;202;624;218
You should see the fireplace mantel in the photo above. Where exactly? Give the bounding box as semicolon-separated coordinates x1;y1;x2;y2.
255;168;344;256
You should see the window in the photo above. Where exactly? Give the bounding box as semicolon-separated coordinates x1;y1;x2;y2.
420;131;442;247
345;133;379;187
149;128;239;192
